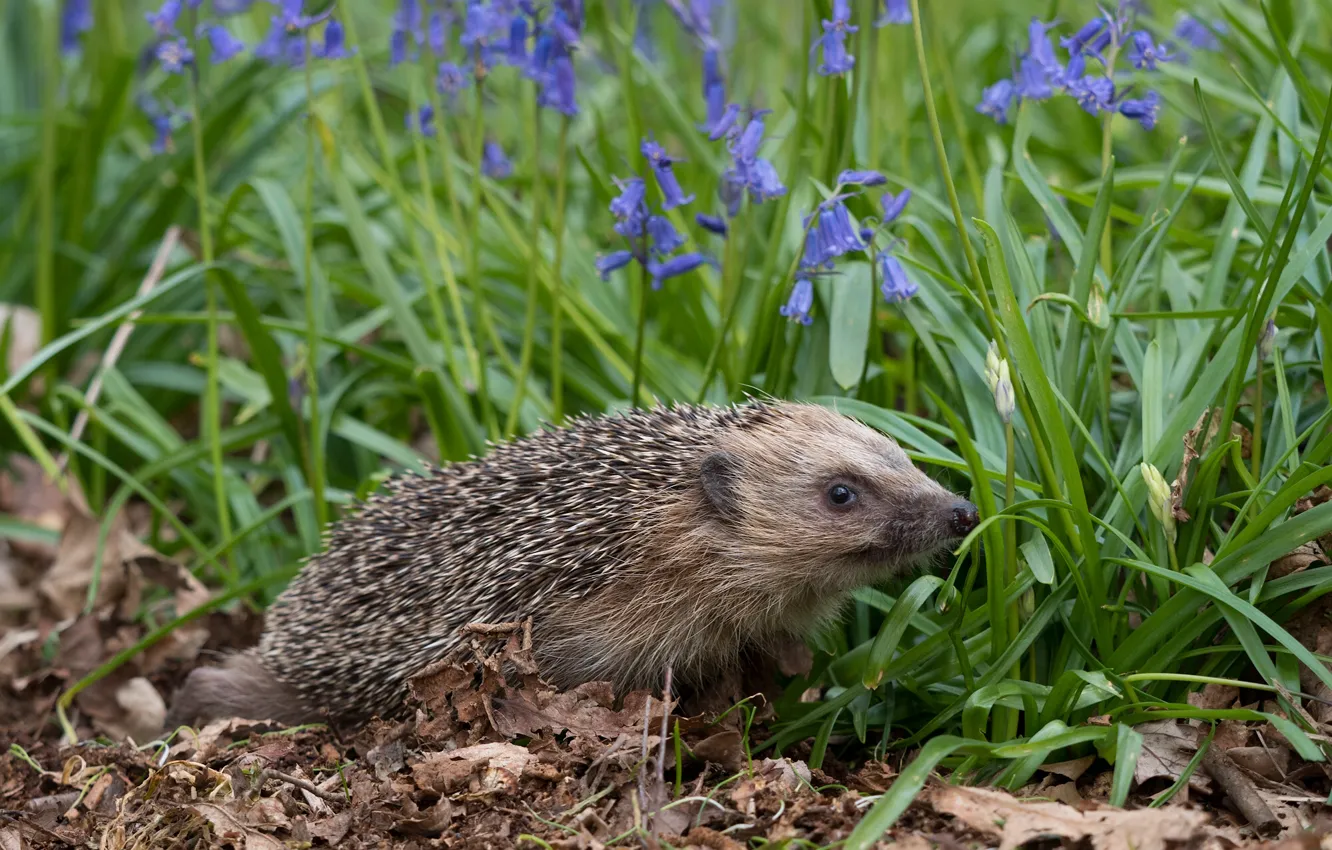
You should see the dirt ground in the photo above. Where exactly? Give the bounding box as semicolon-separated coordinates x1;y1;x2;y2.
3;461;1332;849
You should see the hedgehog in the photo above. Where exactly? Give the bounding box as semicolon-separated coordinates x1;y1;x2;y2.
166;400;979;729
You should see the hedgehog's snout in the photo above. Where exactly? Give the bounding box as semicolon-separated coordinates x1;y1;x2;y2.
948;500;980;537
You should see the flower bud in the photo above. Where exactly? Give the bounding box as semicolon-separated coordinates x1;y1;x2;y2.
1258;318;1276;360
984;340;1001;393
994;359;1015;424
1088;282;1108;329
1139;461;1176;545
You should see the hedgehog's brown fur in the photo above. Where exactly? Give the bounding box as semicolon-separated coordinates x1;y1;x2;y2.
166;400;977;728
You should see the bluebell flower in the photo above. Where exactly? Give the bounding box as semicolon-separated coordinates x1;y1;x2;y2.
156;37;195;73
596;250;635;281
814;4;857;77
537;47;579;116
802;197;863;269
146;1;181;36
428;10;447;54
255;19;305;66
1066;71;1115;115
696;213;728;236
203;25;245;61
138;94;181;154
1025;18;1063;77
859;226;875;243
837;170;887;187
1174;13;1222;51
313;18;353;59
700;48;731;136
610;177;650;238
390;0;424;65
878;253;918;303
719;172;744;217
665;0;718;44
648;253;712;289
641;138;695;210
460;0;510;68
1060;16;1109;57
1126;30;1172;70
1118;90;1160;129
875;0;910;26
977;79;1016;123
213;0;255;15
504;14;529;66
881;189;911;224
61;0;93;54
273;0;331;30
550;1;582;48
407;103;437;136
437;62;468;98
779;277;815;324
482;141;512;178
707;104;741;141
729;113;768;163
390;29;409;65
745;159;787;202
647;216;685;257
1015;54;1055;100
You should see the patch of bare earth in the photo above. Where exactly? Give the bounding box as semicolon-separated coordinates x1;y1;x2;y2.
3;457;1332;847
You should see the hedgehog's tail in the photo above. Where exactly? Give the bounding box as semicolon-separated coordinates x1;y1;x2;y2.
164;651;315;731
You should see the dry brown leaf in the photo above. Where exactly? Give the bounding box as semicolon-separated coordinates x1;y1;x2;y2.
1270;542;1326;578
191;801;287;850
306;810;353;845
754;757;812;792
100;677;167;744
926;783;1219;850
410;741;536;794
1189;683;1241;711
1228;746;1291;782
1041;755;1095;781
0;304;41;380
692;730;745;773
1136;719;1207;790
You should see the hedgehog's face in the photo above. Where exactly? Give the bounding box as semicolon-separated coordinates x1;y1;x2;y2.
701;404;978;589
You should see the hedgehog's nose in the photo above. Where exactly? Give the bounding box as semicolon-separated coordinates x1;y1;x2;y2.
949;501;979;537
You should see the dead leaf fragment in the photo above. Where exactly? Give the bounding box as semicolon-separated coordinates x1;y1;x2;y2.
1135;719;1206;790
926;783;1218;850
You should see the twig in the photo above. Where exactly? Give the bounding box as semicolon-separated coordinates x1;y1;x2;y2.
0;810;74;845
258;768;345;804
656;664;673;787
57;225;181;476
1202;747;1280;837
637;692;652;815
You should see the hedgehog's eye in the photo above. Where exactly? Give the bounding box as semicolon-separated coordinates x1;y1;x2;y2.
827;484;857;508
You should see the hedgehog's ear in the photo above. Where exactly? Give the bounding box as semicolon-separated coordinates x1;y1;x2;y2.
700;451;741;521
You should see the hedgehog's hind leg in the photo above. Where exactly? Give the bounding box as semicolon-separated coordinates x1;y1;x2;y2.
165;651;315;730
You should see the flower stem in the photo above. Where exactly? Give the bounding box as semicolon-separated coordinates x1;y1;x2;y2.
422;72;482;396
36;1;58;375
467;79;499;441
631;262;649;409
696;204;744;404
504;89;546;438
550;115;572;424
404;81;463;391
1251;361;1264;486
1099;115;1115;278
1097;43;1121;279
906;0;992;329
186;29;233;583
302;39;328;532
